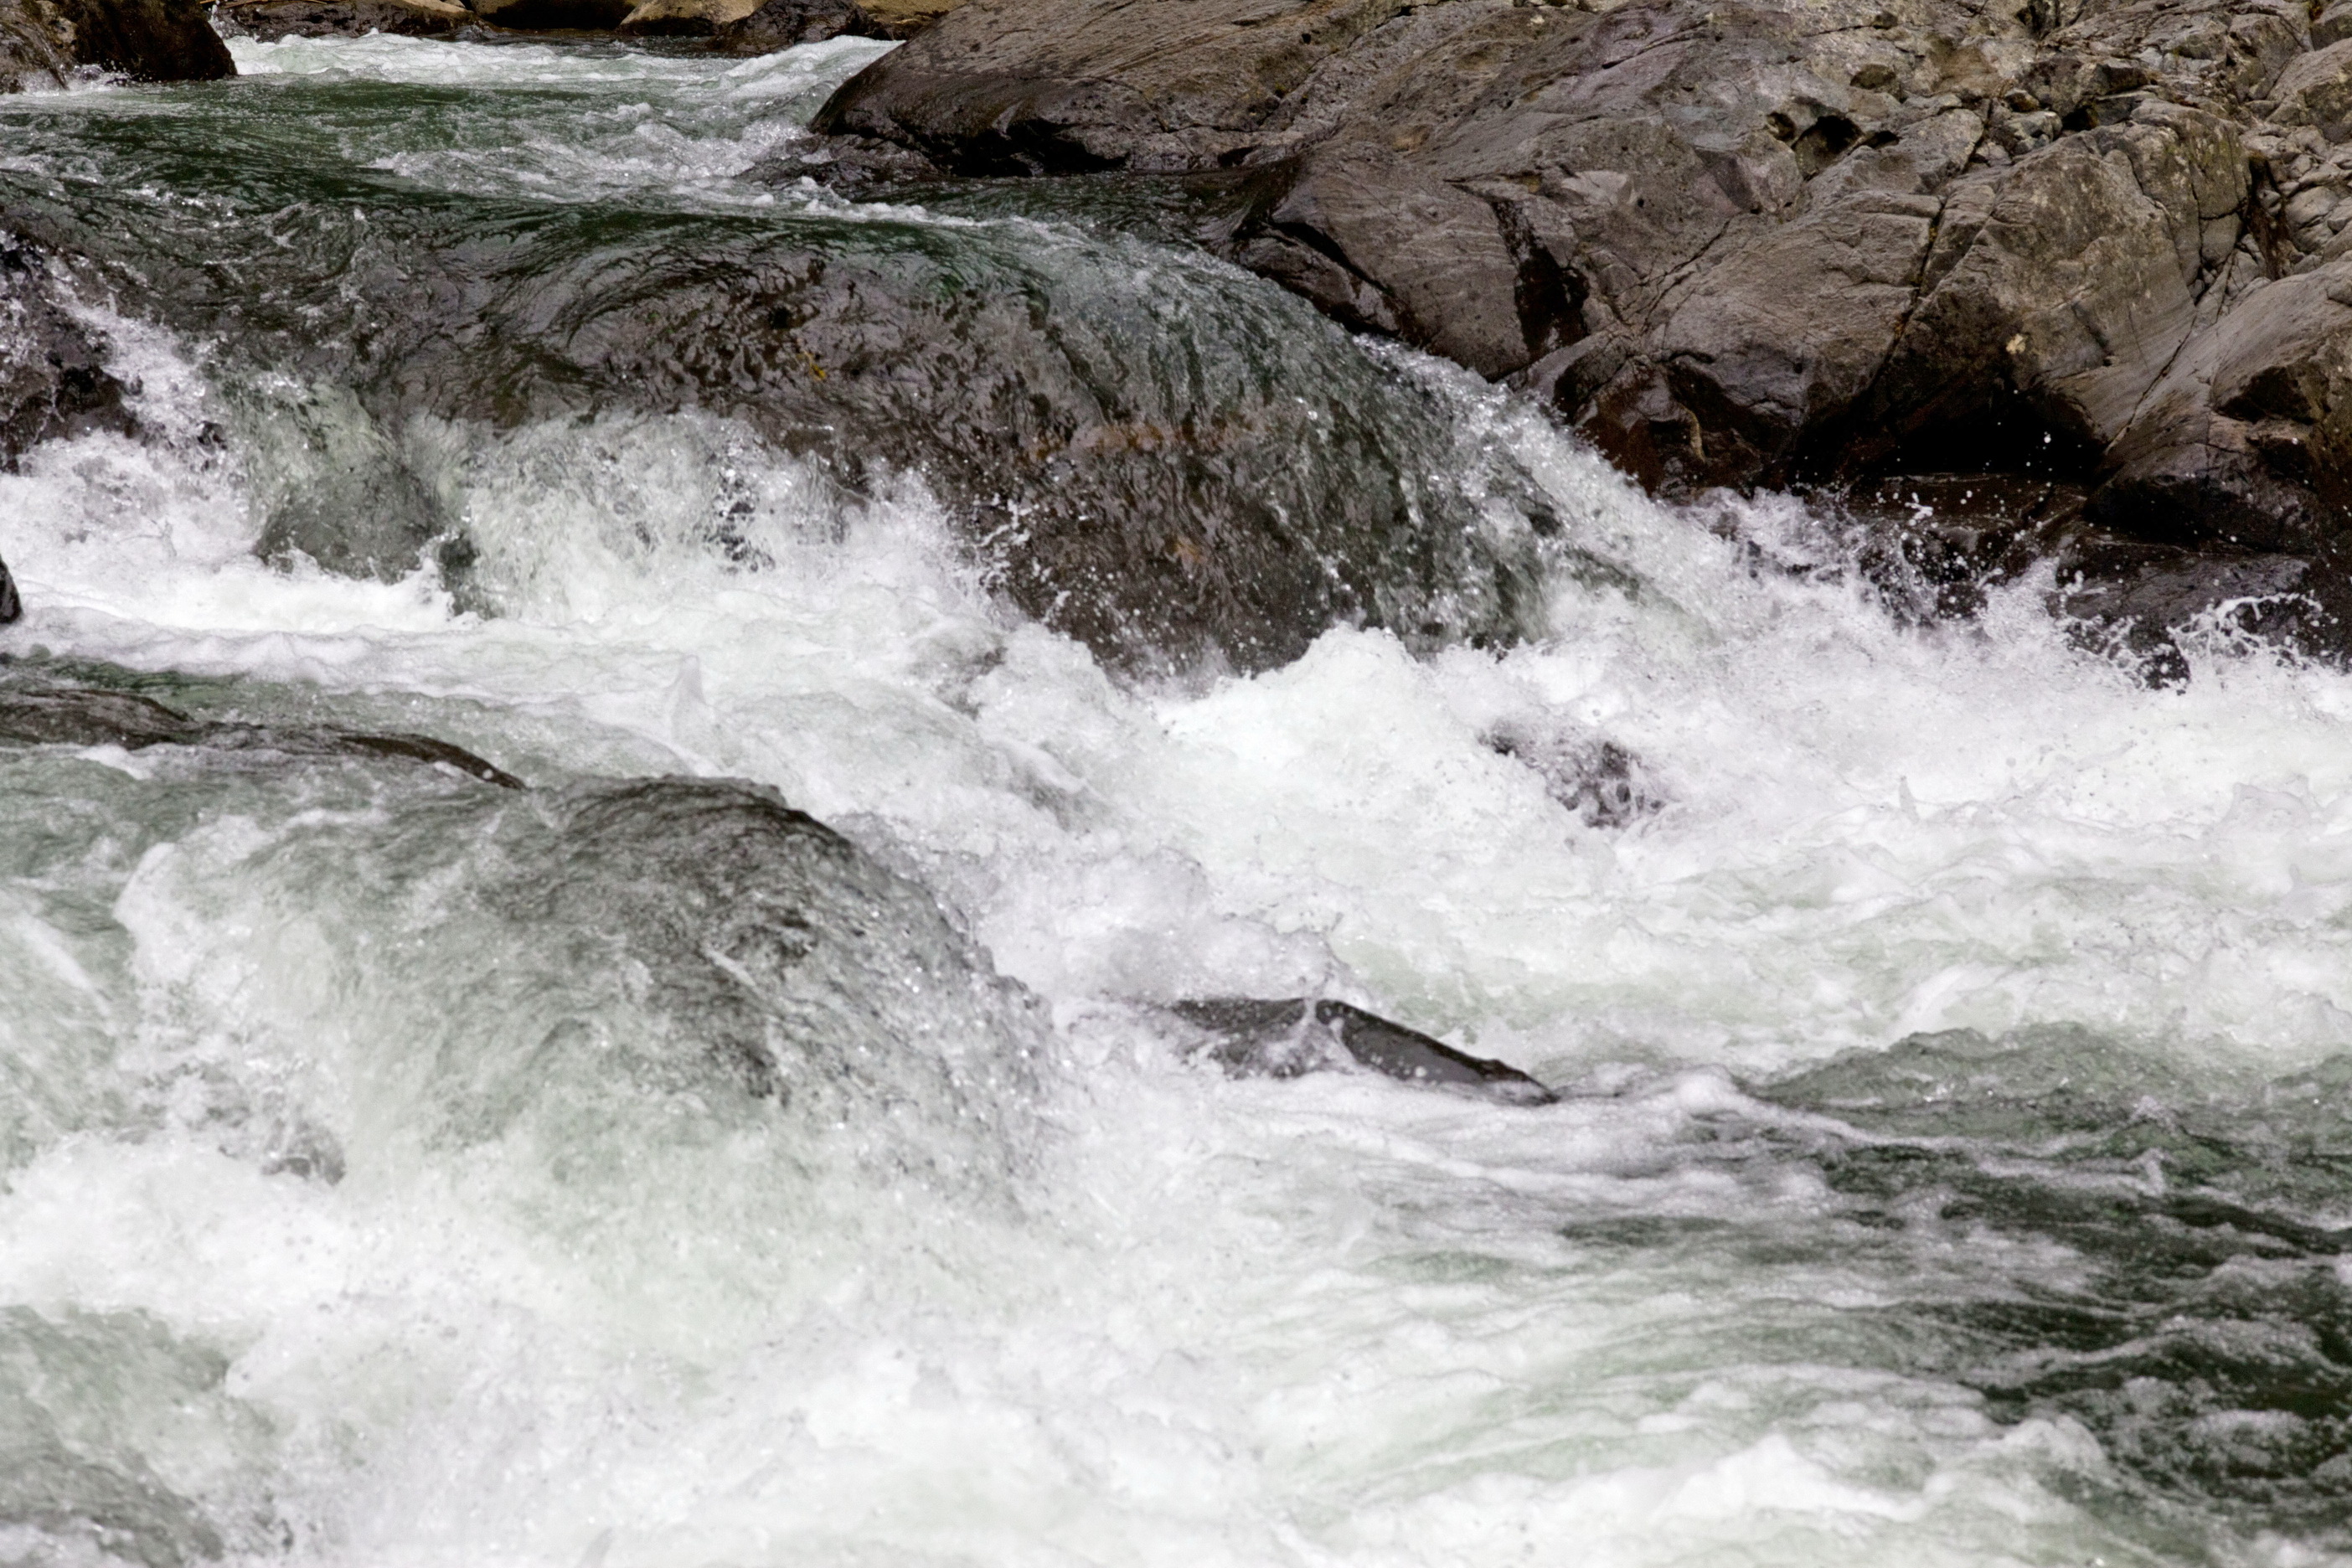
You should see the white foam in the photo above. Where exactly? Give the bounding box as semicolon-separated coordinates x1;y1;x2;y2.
6;38;2352;1568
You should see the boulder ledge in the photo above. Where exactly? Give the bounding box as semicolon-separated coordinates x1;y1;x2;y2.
817;0;2352;665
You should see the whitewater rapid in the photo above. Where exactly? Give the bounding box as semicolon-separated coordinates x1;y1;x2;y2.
3;31;2351;1568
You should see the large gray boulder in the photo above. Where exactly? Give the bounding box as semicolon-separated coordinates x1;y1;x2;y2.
19;165;1546;674
0;0;233;87
818;0;2352;666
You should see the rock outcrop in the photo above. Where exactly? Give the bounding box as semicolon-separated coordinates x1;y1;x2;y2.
0;0;233;86
817;0;2352;668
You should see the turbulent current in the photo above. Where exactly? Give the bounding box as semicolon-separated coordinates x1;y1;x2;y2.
3;32;2352;1568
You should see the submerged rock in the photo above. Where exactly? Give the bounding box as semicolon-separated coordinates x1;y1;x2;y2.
0;0;233;86
0;681;526;787
1170;996;1555;1105
0;1307;276;1568
1481;717;1663;829
0;555;18;624
750;132;944;196
817;0;2352;664
207;776;1054;1193
485;778;1044;1127
44;183;1546;675
1;233;132;467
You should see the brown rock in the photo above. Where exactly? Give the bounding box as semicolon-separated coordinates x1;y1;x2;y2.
219;0;470;40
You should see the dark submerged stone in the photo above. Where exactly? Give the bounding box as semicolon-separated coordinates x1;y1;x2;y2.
1480;717;1663;829
378;776;1050;1189
749;133;945;197
11;171;1545;676
0;683;526;787
1171;996;1555;1105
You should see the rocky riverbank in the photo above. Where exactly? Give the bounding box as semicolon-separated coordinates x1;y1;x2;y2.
816;0;2352;668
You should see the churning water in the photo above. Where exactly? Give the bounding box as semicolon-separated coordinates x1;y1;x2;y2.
3;31;2352;1568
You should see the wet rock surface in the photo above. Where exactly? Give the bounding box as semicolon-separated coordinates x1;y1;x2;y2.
1;232;132;467
4;151;1546;673
324;775;1051;1185
818;0;2352;670
0;678;527;787
1170;996;1557;1104
0;0;232;86
1480;716;1664;828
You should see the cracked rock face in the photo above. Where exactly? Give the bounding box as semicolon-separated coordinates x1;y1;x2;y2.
818;0;2352;666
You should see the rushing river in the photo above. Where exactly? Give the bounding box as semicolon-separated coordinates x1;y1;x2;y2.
3;32;2352;1568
